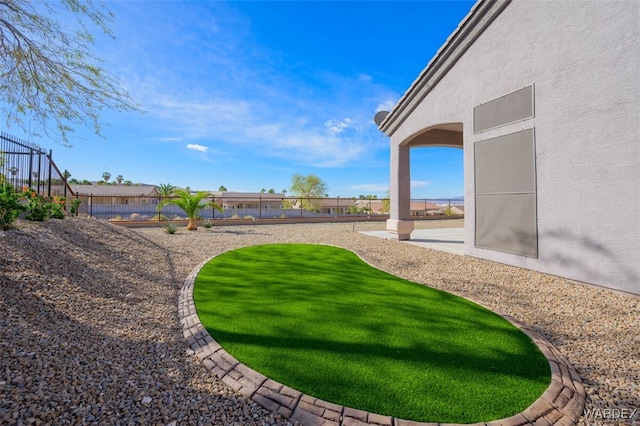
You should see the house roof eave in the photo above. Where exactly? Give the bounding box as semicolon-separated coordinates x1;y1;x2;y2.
379;0;512;136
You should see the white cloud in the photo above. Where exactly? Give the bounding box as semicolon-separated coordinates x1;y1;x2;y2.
186;144;209;152
137;92;373;167
376;99;397;113
411;180;431;188
273;131;367;168
105;3;392;169
324;118;355;134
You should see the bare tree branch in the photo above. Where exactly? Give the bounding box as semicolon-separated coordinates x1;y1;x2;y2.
0;0;139;146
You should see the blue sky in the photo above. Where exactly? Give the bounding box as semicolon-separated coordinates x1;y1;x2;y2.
7;1;474;198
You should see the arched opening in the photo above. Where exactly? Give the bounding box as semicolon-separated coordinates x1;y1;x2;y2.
406;124;464;210
404;123;463;149
387;123;464;242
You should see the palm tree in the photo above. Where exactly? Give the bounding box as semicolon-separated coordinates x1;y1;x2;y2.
157;183;176;199
157;189;223;230
102;171;111;183
116;174;124;185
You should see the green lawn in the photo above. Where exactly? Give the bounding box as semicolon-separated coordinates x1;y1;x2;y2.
193;244;550;423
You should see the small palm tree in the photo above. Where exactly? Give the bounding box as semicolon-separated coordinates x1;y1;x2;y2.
157;183;176;199
157;190;223;230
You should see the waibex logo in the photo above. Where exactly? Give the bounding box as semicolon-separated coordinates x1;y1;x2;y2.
584;408;637;420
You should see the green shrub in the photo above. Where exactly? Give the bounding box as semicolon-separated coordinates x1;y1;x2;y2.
23;189;49;222
69;198;82;216
48;197;66;219
0;183;26;230
202;220;213;228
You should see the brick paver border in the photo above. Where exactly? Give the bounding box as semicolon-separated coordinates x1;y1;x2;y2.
179;257;585;426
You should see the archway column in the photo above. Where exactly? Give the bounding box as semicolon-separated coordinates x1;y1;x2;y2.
387;143;414;240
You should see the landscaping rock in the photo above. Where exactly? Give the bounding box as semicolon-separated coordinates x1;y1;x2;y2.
0;218;637;426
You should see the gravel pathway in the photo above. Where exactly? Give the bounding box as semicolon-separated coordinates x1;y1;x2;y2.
1;218;638;425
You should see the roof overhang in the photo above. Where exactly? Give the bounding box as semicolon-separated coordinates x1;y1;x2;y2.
379;0;512;136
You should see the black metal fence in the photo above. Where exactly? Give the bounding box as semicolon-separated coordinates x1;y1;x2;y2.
0;132;72;198
69;193;464;222
1;131;463;223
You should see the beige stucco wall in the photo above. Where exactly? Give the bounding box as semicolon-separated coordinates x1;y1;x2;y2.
387;0;639;293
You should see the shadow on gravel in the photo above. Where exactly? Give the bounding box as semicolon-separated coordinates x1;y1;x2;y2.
0;220;286;425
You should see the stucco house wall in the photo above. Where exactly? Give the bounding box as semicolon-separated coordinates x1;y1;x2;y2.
382;0;639;294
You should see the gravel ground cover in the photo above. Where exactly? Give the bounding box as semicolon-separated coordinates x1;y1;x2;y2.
1;217;638;425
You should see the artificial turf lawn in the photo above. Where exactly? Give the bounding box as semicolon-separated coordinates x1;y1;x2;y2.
193;244;550;423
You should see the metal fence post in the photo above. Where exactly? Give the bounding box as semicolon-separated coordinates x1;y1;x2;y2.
27;149;33;189
63;169;68;198
46;150;52;197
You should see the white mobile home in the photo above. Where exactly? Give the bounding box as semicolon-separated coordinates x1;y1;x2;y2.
379;0;639;294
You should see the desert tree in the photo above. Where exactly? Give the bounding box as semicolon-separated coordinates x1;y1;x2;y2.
290;174;327;212
0;0;139;145
381;190;390;214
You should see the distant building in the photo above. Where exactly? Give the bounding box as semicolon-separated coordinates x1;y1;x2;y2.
211;191;285;211
409;201;441;216
379;0;639;294
71;184;159;206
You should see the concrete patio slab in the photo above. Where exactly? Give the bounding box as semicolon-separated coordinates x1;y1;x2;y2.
360;228;465;256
